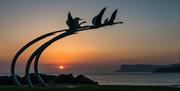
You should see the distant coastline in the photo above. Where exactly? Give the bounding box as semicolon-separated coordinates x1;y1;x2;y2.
116;64;180;73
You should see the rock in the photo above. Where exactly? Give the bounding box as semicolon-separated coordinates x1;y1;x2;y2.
39;74;57;84
0;76;11;85
0;73;98;85
54;74;74;84
21;73;57;85
0;75;22;85
74;74;98;84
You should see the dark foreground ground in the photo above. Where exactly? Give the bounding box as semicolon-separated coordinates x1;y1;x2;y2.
0;85;179;91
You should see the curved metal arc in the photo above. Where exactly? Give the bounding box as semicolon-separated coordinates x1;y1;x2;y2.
25;26;93;87
25;31;72;87
33;31;80;86
11;26;89;86
34;52;48;86
11;29;66;86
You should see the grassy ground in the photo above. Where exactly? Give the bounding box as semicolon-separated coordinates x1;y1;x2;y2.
0;85;179;91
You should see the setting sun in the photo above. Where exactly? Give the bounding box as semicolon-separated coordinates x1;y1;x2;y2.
59;65;64;70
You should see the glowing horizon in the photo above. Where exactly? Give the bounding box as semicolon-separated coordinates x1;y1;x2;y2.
0;0;180;73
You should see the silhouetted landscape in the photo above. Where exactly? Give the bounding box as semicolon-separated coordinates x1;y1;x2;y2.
1;0;180;91
0;73;98;85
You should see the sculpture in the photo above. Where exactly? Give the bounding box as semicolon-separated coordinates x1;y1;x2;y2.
11;7;123;87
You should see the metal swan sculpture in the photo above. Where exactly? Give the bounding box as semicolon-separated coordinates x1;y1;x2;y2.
11;7;123;87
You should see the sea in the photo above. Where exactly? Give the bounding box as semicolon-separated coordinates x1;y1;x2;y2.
84;72;180;86
1;72;180;86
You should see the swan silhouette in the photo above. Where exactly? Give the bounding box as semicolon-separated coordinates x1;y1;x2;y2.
92;7;106;27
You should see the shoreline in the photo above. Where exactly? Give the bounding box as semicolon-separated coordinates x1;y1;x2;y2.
1;73;180;86
0;85;180;91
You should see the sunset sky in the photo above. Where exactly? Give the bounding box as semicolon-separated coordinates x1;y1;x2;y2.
0;0;180;74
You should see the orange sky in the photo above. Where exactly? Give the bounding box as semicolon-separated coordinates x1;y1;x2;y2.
0;0;180;73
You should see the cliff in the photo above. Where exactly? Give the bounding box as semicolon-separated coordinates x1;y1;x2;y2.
116;64;165;72
153;64;180;73
116;64;180;73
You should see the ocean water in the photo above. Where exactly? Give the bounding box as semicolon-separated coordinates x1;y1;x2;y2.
85;72;180;86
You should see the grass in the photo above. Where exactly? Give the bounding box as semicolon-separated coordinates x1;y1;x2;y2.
0;85;179;91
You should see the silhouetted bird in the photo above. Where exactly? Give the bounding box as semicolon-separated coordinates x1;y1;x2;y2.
108;9;118;24
66;12;86;32
66;12;75;31
73;17;82;29
73;17;86;29
92;7;106;27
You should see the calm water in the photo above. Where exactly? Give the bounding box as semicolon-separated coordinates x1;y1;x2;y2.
85;72;180;86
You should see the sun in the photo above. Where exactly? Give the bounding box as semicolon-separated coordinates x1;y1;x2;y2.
59;65;64;70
